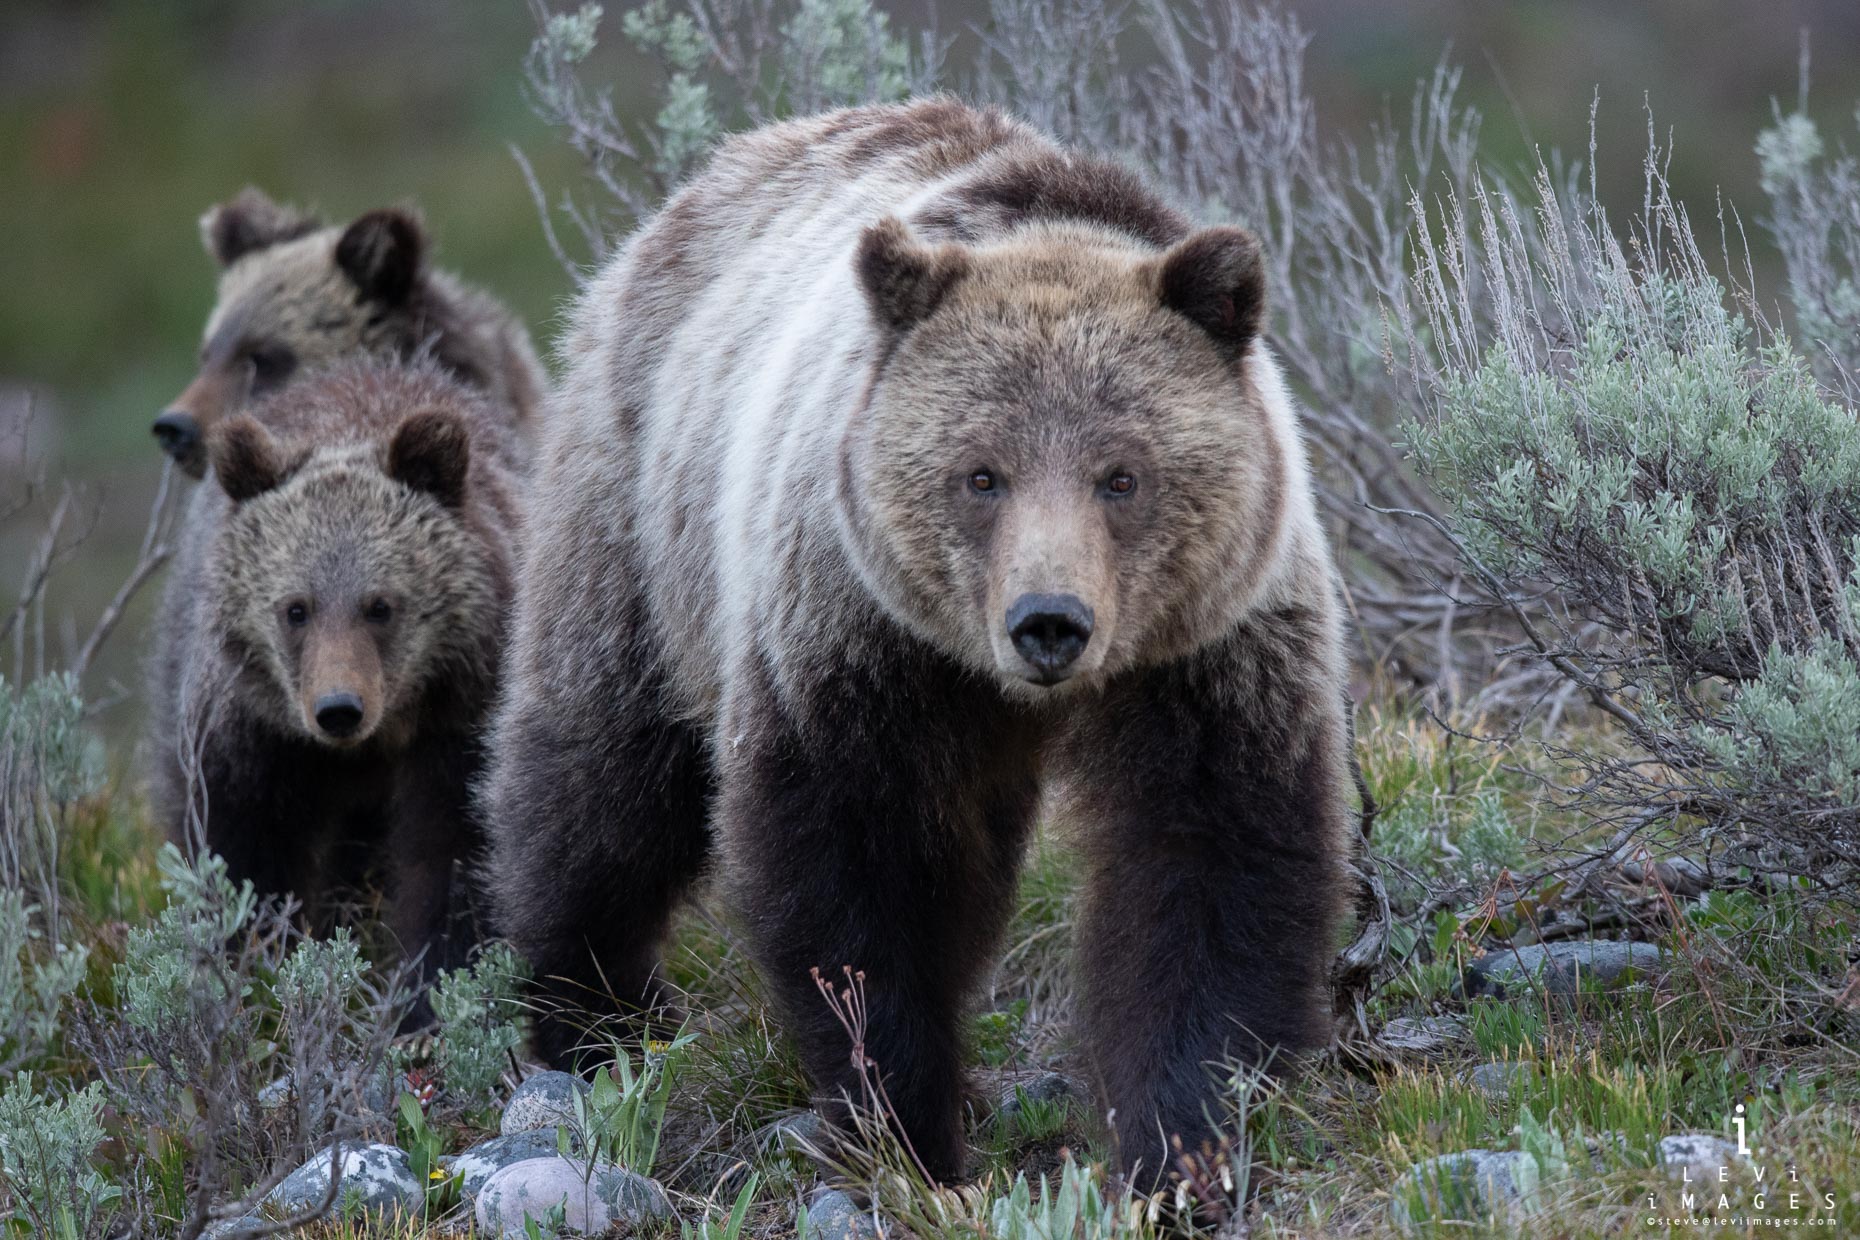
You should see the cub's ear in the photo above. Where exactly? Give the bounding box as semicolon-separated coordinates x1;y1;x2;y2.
336;208;426;306
210;416;286;503
388;409;470;509
199;188;320;267
1155;226;1266;358
855;217;969;333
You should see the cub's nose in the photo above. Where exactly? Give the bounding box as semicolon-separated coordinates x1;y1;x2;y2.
1007;592;1095;682
313;692;366;739
151;411;199;460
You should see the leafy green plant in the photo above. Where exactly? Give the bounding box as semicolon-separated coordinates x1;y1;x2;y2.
973;999;1030;1068
565;1032;696;1174
987;1156;1144;1240
396;1092;460;1217
429;940;530;1112
0;1075;118;1240
682;1173;759;1240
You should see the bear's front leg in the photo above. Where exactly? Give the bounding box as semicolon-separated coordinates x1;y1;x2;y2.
385;732;482;994
1062;612;1350;1186
717;645;1041;1184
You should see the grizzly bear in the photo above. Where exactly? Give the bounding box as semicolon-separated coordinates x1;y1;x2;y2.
148;361;520;986
483;99;1351;1183
153;187;546;478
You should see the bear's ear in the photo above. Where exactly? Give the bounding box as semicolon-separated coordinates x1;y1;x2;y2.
855;217;969;333
1155;226;1267;358
199;188;321;267
388;409;470;509
336;208;426;306
210;416;287;503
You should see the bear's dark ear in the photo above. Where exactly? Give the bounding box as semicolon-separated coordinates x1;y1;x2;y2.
336;208;426;306
199;188;321;267
388;409;470;509
210;416;286;503
1155;226;1266;358
855;217;969;333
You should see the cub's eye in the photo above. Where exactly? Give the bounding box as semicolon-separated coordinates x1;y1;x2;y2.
284;602;310;627
246;345;297;392
1105;472;1137;496
968;470;997;494
364;598;394;624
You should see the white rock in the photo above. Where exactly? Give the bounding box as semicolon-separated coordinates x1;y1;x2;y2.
474;1156;672;1237
267;1141;422;1219
500;1071;589;1137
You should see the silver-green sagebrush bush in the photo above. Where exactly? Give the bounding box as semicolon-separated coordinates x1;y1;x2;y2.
0;1075;117;1240
428;940;530;1110
1404;143;1860;883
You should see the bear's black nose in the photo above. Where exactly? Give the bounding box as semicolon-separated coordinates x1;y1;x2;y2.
314;692;365;739
152;411;199;460
1007;592;1094;682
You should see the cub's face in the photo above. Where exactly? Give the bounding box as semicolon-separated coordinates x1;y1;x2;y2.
157;189;431;478
208;410;487;748
844;220;1286;698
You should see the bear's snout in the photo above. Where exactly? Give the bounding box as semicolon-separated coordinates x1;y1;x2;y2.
313;691;366;740
1006;592;1094;683
152;410;200;463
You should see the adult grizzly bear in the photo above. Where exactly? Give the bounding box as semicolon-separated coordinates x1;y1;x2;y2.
485;99;1350;1182
153;188;546;478
148;362;521;985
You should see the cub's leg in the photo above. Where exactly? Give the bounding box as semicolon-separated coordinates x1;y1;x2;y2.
718;646;1040;1184
482;542;713;1069
385;733;483;1001
1061;610;1349;1184
174;724;335;915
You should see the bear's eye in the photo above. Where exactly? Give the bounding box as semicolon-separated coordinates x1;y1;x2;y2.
1104;472;1136;497
968;470;996;494
245;345;298;393
364;598;394;624
284;601;310;627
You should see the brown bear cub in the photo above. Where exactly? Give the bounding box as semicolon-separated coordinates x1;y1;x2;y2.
154;188;546;478
484;100;1351;1183
148;362;520;988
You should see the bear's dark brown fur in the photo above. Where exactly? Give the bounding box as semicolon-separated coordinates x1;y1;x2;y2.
483;100;1350;1184
154;188;546;478
147;362;521;988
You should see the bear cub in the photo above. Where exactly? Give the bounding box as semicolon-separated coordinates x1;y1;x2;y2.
148;361;521;986
154;188;545;478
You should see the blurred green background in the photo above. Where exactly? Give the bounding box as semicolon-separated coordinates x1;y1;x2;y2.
3;0;1859;753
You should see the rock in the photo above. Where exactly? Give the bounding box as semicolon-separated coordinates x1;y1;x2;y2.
444;1129;568;1203
805;1187;883;1240
1462;1061;1535;1099
202;1216;267;1239
267;1141;423;1220
996;1071;1077;1117
474;1156;672;1237
750;1109;825;1157
1391;1149;1541;1230
1460;940;1666;1000
1375;1015;1468;1058
500;1071;589;1137
1658;1133;1748;1182
257;1067;395;1117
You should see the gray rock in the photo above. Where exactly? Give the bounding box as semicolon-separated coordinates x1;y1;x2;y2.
750;1109;825;1157
805;1187;883;1240
444;1129;569;1203
202;1216;267;1239
996;1071;1078;1117
1375;1015;1468;1058
256;1067;396;1117
500;1071;589;1138
1391;1149;1541;1230
474;1156;672;1237
1658;1133;1748;1182
267;1141;423;1220
1462;1061;1535;1099
1461;940;1666;999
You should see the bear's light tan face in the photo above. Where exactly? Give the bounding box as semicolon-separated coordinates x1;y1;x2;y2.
845;233;1287;699
214;448;490;748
